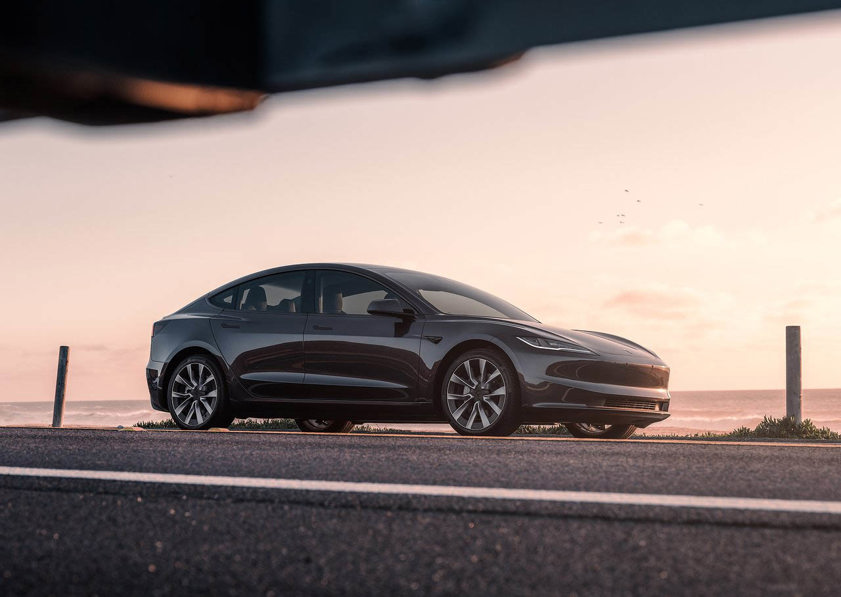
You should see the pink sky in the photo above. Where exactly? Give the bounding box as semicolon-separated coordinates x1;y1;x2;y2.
1;13;840;401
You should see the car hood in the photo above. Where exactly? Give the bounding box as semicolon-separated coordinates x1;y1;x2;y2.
504;320;661;359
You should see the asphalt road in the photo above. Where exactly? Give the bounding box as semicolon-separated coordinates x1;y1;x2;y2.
1;428;840;596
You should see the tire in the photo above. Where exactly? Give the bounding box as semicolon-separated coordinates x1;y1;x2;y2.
295;419;355;433
564;422;637;439
166;355;233;430
441;348;521;437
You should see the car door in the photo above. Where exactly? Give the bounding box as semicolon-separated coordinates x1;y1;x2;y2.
304;269;423;403
210;270;308;401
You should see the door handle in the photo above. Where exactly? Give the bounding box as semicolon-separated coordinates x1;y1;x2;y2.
312;325;333;331
220;322;240;329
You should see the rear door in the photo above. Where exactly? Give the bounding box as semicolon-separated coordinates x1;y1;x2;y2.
210;270;308;401
303;270;423;403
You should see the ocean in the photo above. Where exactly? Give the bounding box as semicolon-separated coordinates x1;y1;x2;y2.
2;389;840;434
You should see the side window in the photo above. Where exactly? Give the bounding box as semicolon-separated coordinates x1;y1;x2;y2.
316;271;402;316
209;288;235;309
237;271;305;313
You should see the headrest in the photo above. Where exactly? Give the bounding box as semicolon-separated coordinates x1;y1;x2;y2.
243;286;267;308
276;299;296;313
322;285;344;314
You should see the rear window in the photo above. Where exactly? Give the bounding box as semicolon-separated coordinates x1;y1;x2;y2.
209;288;235;309
237;271;305;313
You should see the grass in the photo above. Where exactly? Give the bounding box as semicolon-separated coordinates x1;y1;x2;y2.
137;419;177;429
515;424;572;436
135;418;570;435
136;418;412;434
135;415;841;441
639;416;841;441
729;415;839;440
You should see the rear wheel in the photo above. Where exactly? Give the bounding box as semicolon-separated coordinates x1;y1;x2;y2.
167;355;233;430
295;419;355;433
565;422;636;439
442;348;521;437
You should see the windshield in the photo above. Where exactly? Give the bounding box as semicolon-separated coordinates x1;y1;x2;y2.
388;271;536;321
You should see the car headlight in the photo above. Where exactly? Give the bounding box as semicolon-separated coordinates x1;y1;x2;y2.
517;336;596;354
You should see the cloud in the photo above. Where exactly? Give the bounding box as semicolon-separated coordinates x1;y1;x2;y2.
589;219;724;247
808;199;841;223
761;283;841;327
763;298;811;326
604;287;703;320
75;344;109;352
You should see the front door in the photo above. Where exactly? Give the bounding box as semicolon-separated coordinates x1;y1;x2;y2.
304;270;423;403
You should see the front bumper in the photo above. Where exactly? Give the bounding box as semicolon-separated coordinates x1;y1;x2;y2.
515;352;671;428
523;403;669;428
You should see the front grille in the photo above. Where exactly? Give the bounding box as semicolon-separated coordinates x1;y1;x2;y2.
604;398;658;411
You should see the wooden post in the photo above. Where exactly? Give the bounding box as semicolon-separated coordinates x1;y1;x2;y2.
52;346;69;428
785;326;801;424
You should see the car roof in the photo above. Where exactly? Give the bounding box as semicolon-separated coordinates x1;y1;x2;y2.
179;263;436;314
220;263;427;286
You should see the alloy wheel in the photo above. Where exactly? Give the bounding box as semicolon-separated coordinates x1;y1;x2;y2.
446;357;507;432
295;419;356;433
170;361;218;427
564;422;637;439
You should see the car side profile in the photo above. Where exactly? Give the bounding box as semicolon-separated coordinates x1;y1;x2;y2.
146;264;670;437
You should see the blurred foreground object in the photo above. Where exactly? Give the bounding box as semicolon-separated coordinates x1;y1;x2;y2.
2;0;841;125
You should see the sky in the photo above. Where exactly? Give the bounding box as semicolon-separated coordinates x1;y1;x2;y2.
1;12;840;401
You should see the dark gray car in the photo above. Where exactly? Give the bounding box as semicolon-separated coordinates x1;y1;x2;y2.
147;263;670;437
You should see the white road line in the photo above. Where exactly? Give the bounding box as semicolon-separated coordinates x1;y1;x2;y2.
1;465;840;515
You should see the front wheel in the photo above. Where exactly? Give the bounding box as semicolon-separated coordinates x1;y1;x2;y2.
565;423;636;439
442;349;521;437
295;419;355;433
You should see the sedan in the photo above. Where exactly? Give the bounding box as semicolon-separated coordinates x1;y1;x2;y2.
146;263;670;437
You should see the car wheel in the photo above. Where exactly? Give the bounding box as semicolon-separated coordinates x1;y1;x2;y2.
565;422;636;439
295;419;355;433
167;355;232;430
442;348;521;437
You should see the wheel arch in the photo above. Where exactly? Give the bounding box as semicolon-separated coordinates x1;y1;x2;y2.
160;344;228;404
431;338;522;415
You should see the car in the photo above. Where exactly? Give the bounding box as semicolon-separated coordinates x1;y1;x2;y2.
146;263;670;437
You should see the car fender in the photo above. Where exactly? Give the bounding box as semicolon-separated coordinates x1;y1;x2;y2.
155;317;226;390
419;321;525;404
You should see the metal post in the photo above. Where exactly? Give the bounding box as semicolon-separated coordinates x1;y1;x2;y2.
52;346;69;428
785;326;801;424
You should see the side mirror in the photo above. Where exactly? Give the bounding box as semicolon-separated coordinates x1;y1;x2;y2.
367;299;414;318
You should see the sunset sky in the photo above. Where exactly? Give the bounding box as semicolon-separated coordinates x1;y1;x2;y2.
1;12;840;402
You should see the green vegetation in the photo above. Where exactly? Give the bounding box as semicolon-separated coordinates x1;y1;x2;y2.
135;418;569;435
135;415;840;441
136;419;177;429
136;418;414;434
227;418;299;431
515;424;571;436
642;416;841;441
733;415;840;440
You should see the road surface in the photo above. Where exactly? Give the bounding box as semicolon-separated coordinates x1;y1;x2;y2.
1;428;840;596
